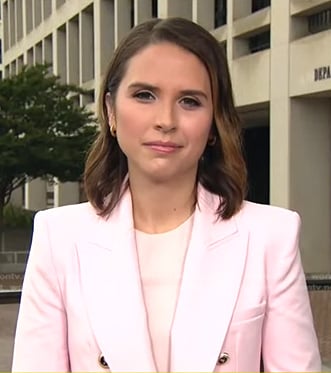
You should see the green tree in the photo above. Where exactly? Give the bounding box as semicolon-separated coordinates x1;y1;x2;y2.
0;64;97;229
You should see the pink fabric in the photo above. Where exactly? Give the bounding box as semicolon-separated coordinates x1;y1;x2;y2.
135;215;193;372
12;185;321;372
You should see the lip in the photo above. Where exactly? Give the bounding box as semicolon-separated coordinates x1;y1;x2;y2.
143;141;182;154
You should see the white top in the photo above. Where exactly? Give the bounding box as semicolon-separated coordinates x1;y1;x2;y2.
135;215;193;372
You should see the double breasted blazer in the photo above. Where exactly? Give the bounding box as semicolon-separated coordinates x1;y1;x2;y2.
12;186;321;372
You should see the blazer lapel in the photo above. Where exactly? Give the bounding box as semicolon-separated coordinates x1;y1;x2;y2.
76;189;156;372
75;185;248;372
171;187;249;372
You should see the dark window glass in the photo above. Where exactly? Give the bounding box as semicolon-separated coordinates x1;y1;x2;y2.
244;126;270;205
215;0;227;28
152;0;158;18
308;9;331;34
252;0;271;13
249;30;270;53
131;0;134;27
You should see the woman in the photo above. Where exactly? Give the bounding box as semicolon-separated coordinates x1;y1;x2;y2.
12;17;321;372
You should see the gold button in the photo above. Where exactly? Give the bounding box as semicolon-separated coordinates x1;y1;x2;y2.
98;353;109;369
218;351;230;364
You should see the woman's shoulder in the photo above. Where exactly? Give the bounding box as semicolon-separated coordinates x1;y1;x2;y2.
200;186;300;226
35;201;99;227
240;200;299;219
237;200;301;237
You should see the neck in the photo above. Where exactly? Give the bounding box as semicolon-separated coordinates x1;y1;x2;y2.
129;176;197;234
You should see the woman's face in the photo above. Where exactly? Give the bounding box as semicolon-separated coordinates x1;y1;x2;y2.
106;42;213;183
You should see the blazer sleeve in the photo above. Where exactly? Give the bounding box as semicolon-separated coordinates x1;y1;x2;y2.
12;211;69;372
262;211;321;372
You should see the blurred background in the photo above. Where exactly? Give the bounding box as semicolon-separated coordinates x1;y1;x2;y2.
0;0;330;370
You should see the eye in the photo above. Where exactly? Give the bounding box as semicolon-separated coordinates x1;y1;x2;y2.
180;97;201;108
133;91;155;102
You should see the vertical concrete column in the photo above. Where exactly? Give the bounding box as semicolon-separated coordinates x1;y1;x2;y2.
34;41;42;63
80;7;94;83
3;2;9;52
17;55;24;72
2;2;7;53
53;22;79;208
25;0;33;35
43;0;52;20
114;0;132;46
67;16;79;85
290;99;331;273
10;187;23;207
26;47;33;65
9;0;16;47
43;34;53;65
16;0;23;41
53;181;80;207
22;0;27;40
269;0;291;207
226;0;234;66
94;0;114;100
134;0;152;25
158;0;192;19
24;178;47;211
34;0;42;28
51;0;57;14
192;0;214;30
54;25;67;83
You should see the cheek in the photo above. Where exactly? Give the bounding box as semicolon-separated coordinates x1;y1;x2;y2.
116;107;142;139
186;116;212;146
115;96;151;135
115;107;148;155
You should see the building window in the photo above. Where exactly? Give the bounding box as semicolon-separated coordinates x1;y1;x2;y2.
244;126;270;205
152;0;158;18
215;0;226;28
308;8;331;34
249;30;270;53
252;0;270;13
130;0;134;27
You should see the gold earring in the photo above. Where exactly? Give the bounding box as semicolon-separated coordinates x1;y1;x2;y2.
110;118;117;137
208;135;217;146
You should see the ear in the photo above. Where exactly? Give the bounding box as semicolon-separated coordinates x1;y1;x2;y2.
105;92;114;124
208;126;216;140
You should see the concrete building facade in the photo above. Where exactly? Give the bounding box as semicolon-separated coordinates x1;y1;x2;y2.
1;0;331;274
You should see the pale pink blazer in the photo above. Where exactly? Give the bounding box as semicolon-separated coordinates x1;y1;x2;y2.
12;186;321;372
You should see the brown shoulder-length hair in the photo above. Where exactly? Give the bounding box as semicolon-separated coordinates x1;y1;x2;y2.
84;17;247;220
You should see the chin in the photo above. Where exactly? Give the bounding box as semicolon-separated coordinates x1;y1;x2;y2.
147;172;175;184
146;167;195;185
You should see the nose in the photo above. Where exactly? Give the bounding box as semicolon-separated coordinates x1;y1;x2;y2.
154;101;176;133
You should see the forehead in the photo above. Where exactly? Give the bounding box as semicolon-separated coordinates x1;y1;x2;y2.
120;42;211;90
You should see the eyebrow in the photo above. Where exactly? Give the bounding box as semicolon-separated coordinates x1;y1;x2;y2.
127;82;209;100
